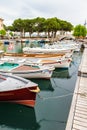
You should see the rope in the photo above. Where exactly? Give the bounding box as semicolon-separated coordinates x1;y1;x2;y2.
52;78;72;93
38;93;73;100
39;118;66;124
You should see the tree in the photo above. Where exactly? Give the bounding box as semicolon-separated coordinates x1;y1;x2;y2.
60;20;73;35
23;18;36;37
73;24;87;38
45;17;61;38
12;18;25;37
4;17;73;38
6;26;14;31
0;29;6;38
34;17;46;37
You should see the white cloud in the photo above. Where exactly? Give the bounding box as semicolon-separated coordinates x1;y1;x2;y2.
0;0;87;26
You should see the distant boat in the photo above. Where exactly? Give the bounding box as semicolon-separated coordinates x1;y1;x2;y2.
0;73;40;107
0;62;54;79
23;46;74;54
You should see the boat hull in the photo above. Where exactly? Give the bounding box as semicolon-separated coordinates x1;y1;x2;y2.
0;73;40;107
12;70;53;79
0;64;54;79
0;86;39;107
38;59;72;68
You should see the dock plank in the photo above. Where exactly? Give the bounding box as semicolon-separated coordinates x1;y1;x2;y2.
73;124;87;130
75;109;87;116
74;116;87;123
74;119;87;127
65;48;87;130
75;112;87;119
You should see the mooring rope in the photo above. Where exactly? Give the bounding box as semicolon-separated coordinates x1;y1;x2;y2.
37;93;73;100
51;79;73;93
39;118;66;124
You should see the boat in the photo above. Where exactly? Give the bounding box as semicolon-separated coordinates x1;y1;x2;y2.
4;52;72;58
23;46;75;54
0;73;40;107
38;58;72;68
0;62;55;79
3;50;73;64
27;57;72;68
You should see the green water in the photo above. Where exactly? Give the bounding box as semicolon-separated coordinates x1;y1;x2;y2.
0;51;82;130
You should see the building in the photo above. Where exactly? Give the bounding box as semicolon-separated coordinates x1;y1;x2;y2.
0;18;4;30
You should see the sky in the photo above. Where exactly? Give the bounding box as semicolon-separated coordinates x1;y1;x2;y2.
0;0;87;26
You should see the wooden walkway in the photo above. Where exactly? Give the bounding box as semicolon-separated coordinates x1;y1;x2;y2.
65;47;87;130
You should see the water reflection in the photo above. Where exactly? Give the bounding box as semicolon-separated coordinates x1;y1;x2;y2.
31;79;54;91
0;102;40;130
52;68;71;79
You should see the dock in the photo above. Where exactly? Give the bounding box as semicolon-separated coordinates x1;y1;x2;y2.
65;46;87;130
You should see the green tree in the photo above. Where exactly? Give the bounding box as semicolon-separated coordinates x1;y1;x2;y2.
34;17;46;37
4;17;73;38
6;26;15;31
73;24;87;38
12;18;25;37
60;20;73;35
0;29;6;38
45;17;61;38
23;18;36;37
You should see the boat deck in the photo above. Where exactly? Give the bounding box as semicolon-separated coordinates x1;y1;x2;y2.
11;65;40;71
65;47;87;130
4;52;64;58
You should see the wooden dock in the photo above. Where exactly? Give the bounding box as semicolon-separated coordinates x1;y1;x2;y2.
65;47;87;130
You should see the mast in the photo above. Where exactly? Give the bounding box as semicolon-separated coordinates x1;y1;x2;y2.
84;19;87;27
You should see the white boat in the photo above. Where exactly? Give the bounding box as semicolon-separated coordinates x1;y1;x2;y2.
27;57;72;68
23;46;74;54
23;40;79;54
37;58;72;68
0;62;54;79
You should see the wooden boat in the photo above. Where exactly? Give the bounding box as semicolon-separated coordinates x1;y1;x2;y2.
27;57;72;68
0;62;55;79
0;73;40;107
37;58;72;68
3;51;73;58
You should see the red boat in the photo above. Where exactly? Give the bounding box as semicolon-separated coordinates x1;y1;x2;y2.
0;73;40;107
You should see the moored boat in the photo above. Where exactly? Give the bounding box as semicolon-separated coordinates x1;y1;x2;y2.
23;46;74;54
0;62;55;79
27;57;72;68
4;49;73;59
37;58;72;68
0;73;40;107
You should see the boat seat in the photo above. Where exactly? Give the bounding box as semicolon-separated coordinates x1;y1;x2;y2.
18;59;26;63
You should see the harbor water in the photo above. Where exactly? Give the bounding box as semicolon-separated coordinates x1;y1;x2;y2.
0;51;83;130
